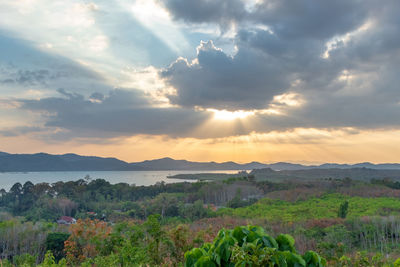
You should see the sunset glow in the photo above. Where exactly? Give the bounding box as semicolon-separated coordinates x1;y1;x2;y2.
209;109;255;121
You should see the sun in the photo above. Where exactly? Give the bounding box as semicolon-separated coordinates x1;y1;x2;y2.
208;109;255;121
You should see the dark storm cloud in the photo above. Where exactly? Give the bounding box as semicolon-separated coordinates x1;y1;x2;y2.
159;0;372;110
0;32;109;94
249;92;400;133
14;86;400;141
161;34;340;110
0;126;44;137
251;0;369;40
0;69;52;86
0;68;102;87
162;40;291;110
161;0;369;39
161;0;400;132
0;78;14;84
19;89;213;139
160;0;246;27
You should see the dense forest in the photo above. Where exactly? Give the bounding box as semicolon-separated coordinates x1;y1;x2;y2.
2;174;400;266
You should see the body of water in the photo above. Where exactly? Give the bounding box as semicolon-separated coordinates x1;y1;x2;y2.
0;170;239;190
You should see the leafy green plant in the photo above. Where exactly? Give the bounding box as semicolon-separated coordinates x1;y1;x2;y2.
38;251;67;267
184;225;326;267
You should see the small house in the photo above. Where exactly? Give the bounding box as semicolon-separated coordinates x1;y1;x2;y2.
57;216;76;225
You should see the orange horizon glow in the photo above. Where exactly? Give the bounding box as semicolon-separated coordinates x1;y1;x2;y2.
1;128;400;164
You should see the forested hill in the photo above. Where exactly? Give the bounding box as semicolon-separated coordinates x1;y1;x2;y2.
250;167;400;181
0;152;143;172
1;151;400;172
130;157;267;170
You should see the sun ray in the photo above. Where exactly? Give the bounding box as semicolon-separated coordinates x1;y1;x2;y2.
129;0;189;53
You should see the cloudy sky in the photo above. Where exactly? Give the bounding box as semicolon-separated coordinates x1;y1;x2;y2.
1;0;400;163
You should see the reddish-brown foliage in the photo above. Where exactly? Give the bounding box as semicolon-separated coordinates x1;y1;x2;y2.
64;219;112;265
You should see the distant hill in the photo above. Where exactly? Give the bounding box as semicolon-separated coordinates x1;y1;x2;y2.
1;151;400;172
0;152;145;172
250;167;400;181
268;162;313;170
130;157;268;171
317;162;400;170
131;158;400;171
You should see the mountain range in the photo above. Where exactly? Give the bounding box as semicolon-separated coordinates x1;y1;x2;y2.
1;151;400;172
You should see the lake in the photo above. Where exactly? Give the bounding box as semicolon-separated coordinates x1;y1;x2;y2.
0;170;239;190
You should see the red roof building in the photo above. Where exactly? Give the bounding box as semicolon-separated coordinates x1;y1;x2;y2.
57;216;77;225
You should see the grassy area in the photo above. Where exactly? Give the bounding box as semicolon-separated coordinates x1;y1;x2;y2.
217;193;400;222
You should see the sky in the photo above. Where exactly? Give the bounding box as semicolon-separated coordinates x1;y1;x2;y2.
0;0;400;163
